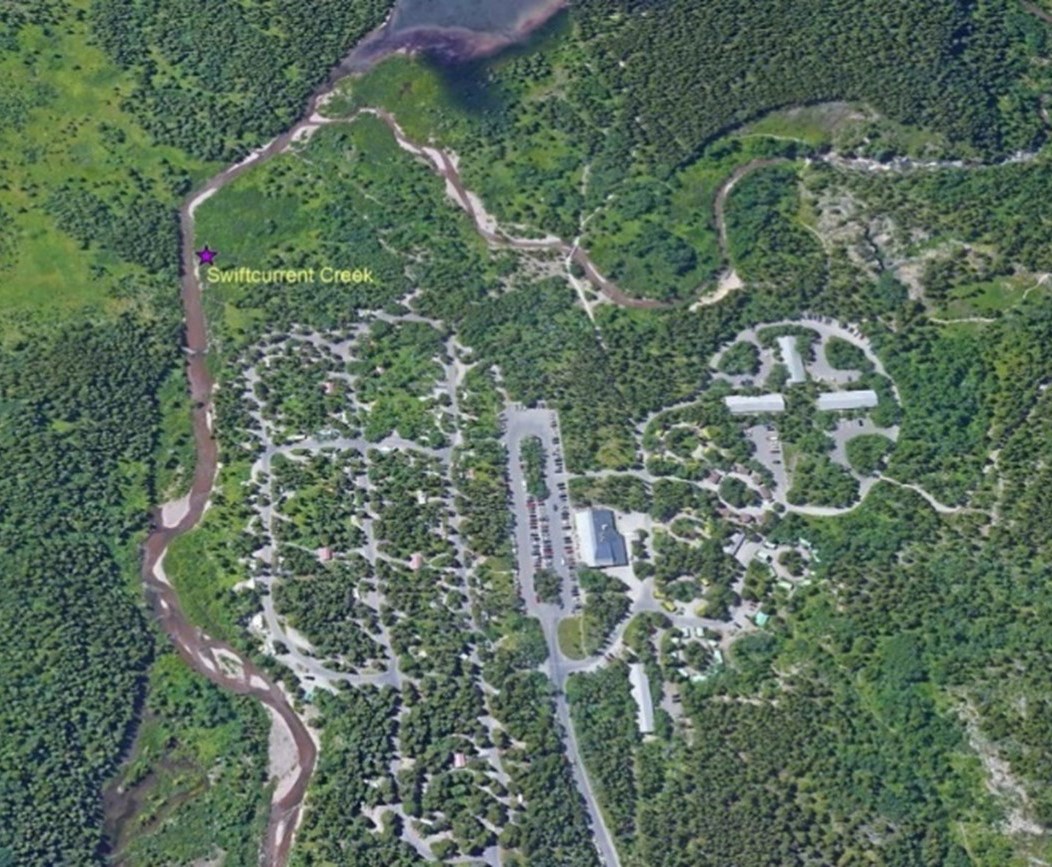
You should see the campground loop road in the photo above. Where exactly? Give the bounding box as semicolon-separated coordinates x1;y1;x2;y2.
147;18;751;856
146;57;681;865
144;28;1020;864
140;62;365;867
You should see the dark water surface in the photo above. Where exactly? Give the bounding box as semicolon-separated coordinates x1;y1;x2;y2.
390;0;560;32
346;0;567;69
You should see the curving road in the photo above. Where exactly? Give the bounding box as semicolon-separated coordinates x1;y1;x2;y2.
143;38;809;867
502;407;622;867
140;238;318;865
137;55;370;867
152;82;998;856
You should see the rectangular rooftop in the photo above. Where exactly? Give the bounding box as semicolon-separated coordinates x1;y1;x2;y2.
573;508;628;568
724;394;786;414
777;335;807;384
629;663;655;734
817;389;879;411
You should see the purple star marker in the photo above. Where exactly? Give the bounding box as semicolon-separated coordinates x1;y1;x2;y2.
196;246;218;265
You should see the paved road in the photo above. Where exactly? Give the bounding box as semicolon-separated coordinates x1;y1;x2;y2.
503;406;622;867
504;408;576;650
156;32;1012;857
245;337;456;694
139;70;376;862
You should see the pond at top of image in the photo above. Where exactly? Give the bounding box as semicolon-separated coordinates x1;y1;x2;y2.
387;0;563;34
344;0;567;70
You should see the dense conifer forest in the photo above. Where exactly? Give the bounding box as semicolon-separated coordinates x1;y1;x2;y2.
3;0;1052;863
0;1;386;862
576;0;1047;163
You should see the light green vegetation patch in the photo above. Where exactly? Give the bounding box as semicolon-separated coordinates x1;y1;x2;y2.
742;102;953;156
740;103;869;147
0;3;203;326
557;616;588;660
165;459;258;643
934;274;1049;320
569;474;651;513
194;114;493;349
153;366;196;501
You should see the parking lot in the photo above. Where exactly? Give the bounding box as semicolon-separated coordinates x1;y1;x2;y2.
503;406;579;614
525;490;576;582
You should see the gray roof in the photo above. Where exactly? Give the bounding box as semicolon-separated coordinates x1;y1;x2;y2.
817;389;878;411
724;394;785;414
629;663;655;734
777;335;807;384
575;508;628;568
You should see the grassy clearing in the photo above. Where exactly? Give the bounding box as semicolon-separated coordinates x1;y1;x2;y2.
0;4;207;325
735;102;946;153
739;103;867;146
332;56;466;138
153;366;196;501
557;616;588;660
932;274;1047;319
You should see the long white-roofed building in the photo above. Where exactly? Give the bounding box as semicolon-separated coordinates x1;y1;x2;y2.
777;335;807;384
629;663;655;735
724;394;785;415
817;389;878;411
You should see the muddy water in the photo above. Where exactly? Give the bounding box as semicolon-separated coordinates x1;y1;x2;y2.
131;7;665;866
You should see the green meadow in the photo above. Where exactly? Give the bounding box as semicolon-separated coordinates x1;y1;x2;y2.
0;2;208;329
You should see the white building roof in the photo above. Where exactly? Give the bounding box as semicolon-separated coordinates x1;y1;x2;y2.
817;389;878;411
628;663;655;734
724;394;785;414
777;335;807;384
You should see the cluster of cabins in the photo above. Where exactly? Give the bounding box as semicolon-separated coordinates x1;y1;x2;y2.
724;332;878;416
724;390;878;415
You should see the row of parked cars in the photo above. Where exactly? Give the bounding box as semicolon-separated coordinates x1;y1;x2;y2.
527;496;557;570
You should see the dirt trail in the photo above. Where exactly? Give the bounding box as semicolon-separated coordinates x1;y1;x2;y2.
144;39;753;866
137;69;354;867
713;158;790;258
1022;1;1052;25
365;107;669;309
153;55;1024;854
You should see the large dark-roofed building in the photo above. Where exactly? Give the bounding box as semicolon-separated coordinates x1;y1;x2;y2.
574;508;628;568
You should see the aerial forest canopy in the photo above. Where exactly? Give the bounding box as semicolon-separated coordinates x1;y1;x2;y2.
576;0;1048;164
3;0;1052;864
89;0;391;160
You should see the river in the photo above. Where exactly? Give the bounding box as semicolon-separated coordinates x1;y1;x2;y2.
134;5;638;865
141;11;1045;857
